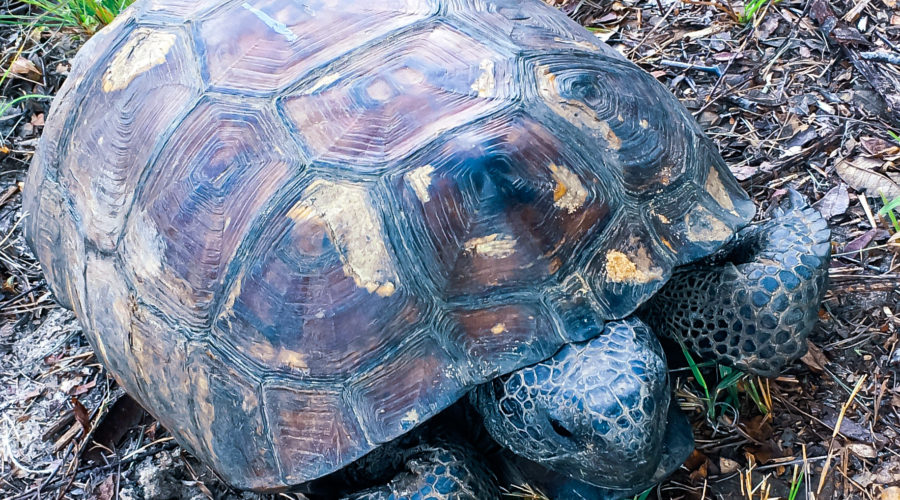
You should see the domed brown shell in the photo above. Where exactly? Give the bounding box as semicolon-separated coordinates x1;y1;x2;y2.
23;0;755;490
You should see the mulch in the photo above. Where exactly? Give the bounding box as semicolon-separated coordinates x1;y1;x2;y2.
1;0;899;498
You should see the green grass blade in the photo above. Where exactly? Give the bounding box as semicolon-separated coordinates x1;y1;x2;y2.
718;364;740;410
0;94;54;120
677;339;713;419
879;193;900;233
743;377;770;414
788;470;804;500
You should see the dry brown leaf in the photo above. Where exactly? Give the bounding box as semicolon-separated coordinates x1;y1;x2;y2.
9;57;41;80
94;475;115;500
71;396;91;434
800;339;829;372
835;157;900;198
689;459;709;481
719;456;741;474
847;443;877;458
814;183;850;219
861;136;900;156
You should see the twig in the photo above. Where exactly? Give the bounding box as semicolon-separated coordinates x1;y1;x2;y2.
858;50;900;65
0;280;46;312
816;374;867;495
659;59;723;77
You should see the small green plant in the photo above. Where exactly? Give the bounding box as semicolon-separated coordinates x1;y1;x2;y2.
879;193;900;233
888;130;900;144
633;488;652;500
0;0;134;34
740;0;776;24
679;341;714;419
678;337;769;422
787;466;804;500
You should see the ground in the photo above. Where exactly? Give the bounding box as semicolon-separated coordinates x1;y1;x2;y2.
0;0;898;498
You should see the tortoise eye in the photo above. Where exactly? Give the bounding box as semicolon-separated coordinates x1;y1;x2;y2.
549;417;575;439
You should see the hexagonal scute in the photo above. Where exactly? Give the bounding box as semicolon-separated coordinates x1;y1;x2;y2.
212;178;428;379
262;382;370;483
82;254;211;468
119;96;306;331
346;335;467;444
124;309;208;462
385;113;614;302
24;174;84;311
527;51;715;195
646;181;753;268
443;0;624;59
281;23;517;169
584;213;675;319
195;0;436;95
61;25;201;252
445;302;561;379
23;14;135;308
188;347;280;490
82;253;138;391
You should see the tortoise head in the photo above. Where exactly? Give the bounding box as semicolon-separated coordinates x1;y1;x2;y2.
470;319;682;490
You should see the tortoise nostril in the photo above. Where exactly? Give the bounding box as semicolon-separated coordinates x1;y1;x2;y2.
548;417;574;438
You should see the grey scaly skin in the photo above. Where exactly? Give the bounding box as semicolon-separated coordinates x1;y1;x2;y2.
641;190;831;377
467;191;829;497
342;442;499;500
487;402;694;499
303;425;499;500
472;318;677;491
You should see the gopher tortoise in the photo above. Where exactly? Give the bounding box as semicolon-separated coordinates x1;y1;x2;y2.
23;0;831;497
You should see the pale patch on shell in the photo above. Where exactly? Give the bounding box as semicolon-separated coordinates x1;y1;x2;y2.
290;180;399;296
536;66;622;150
305;72;341;94
191;367;216;458
549;163;588;213
464;233;517;258
241;2;297;42
605;249;662;284
685;205;732;242
491;323;506;335
245;340;309;373
102;28;176;93
123;209;165;280
471;59;496;98
705;166;737;213
552;37;600;51
639;119;649;128
401;409;420;428
395;67;425;85
366;79;393;101
219;274;243;321
405;165;435;203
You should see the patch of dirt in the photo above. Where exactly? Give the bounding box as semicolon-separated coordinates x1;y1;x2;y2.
1;0;899;498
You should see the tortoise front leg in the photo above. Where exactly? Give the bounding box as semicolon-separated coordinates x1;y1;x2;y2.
641;189;831;376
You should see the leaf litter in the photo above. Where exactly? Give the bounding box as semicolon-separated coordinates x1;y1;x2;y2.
1;0;899;498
